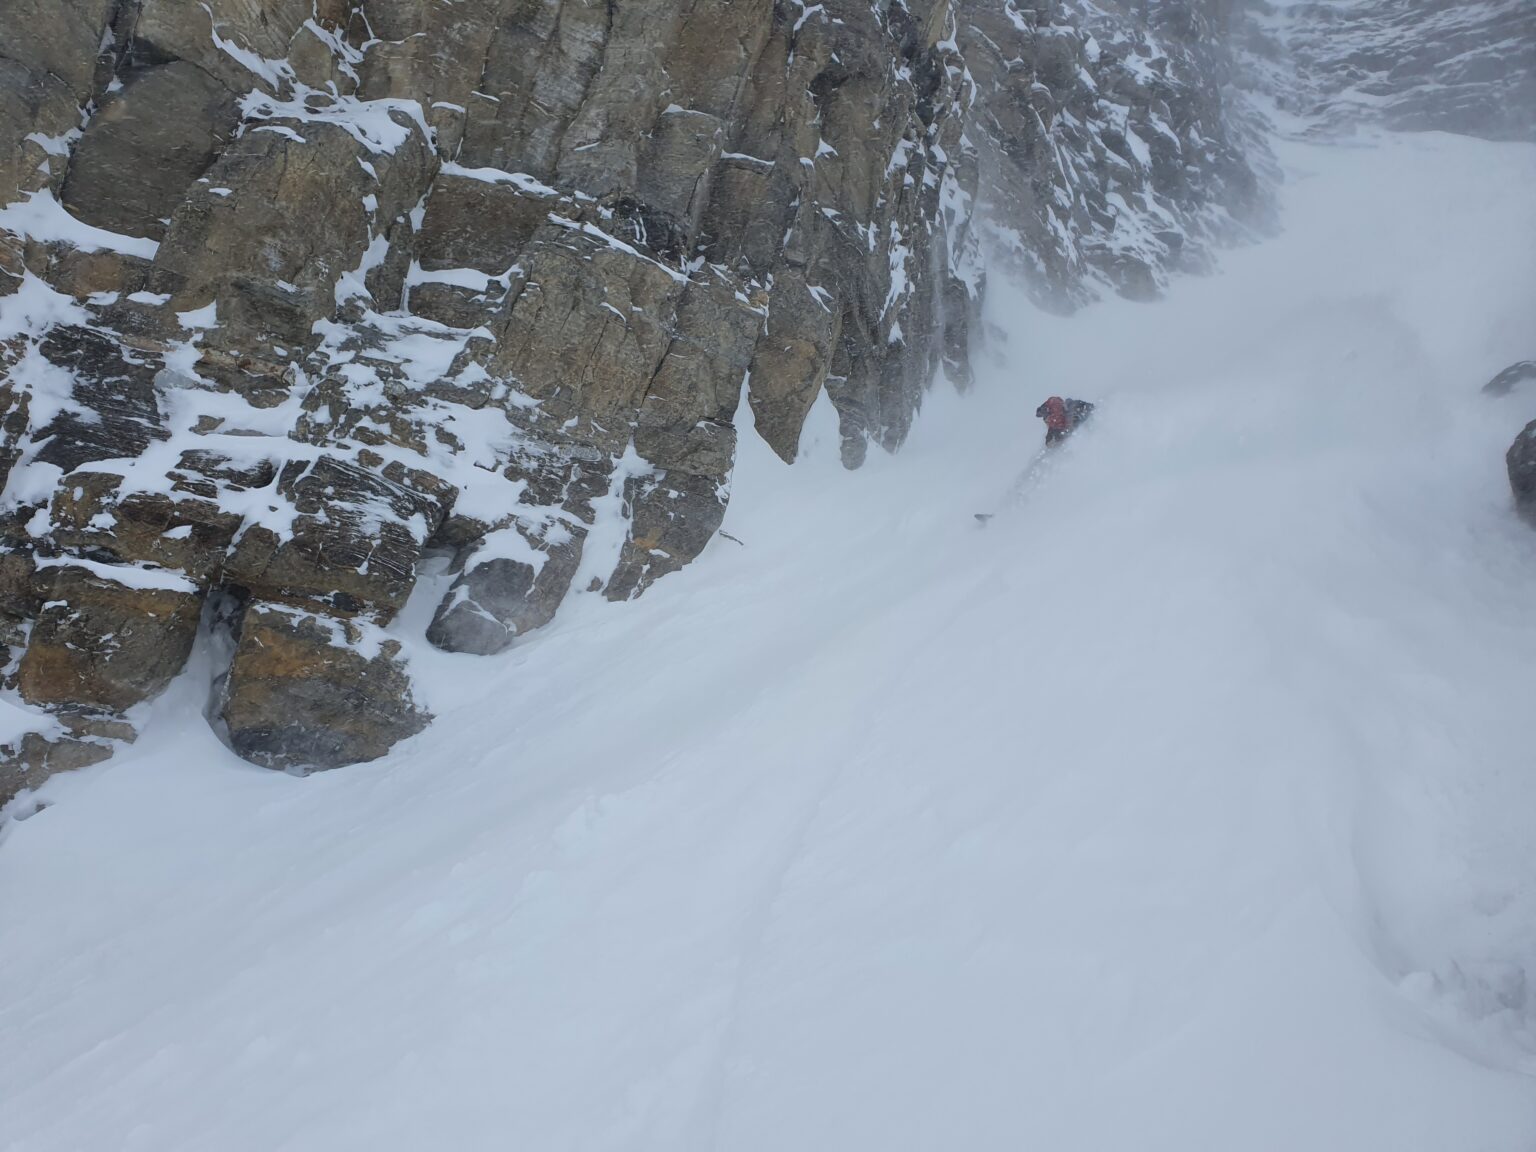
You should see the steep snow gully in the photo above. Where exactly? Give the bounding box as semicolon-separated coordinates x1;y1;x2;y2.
3;126;1536;1149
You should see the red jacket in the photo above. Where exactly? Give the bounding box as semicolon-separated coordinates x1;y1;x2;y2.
1039;396;1070;432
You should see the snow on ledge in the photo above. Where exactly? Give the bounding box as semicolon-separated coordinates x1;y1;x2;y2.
34;556;200;595
0;191;159;260
439;163;560;198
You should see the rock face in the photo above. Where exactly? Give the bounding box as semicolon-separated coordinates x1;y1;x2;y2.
961;0;1274;306
1276;0;1536;142
0;0;1276;794
0;0;987;792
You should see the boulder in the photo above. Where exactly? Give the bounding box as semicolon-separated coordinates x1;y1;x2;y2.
1507;419;1536;525
217;602;430;770
17;561;202;714
427;520;584;655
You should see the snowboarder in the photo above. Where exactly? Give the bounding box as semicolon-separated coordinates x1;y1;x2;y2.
1036;396;1095;446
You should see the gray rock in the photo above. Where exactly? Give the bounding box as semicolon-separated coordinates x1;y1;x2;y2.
1507;420;1536;525
1483;361;1536;397
30;325;166;474
131;0;313;97
0;57;82;205
0;0;115;102
61;62;239;241
427;520;585;655
961;0;1273;307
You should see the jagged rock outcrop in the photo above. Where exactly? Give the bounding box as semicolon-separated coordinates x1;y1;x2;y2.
961;0;1273;306
1483;361;1536;397
0;0;985;791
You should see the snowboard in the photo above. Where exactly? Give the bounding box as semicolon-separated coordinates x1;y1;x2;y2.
974;403;1096;524
973;444;1055;524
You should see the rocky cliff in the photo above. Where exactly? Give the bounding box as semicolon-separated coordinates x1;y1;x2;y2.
0;0;1272;792
963;0;1273;307
1273;0;1536;142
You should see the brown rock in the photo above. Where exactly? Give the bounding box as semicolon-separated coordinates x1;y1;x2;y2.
222;454;453;620
218;602;430;770
152;110;436;387
47;467;247;581
747;269;841;463
0;722;125;808
32;247;154;300
0;0;1006;765
0;57;82;204
412;170;555;276
17;561;202;714
480;224;685;453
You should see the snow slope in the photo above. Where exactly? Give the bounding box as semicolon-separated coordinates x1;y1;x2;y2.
3;126;1535;1150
